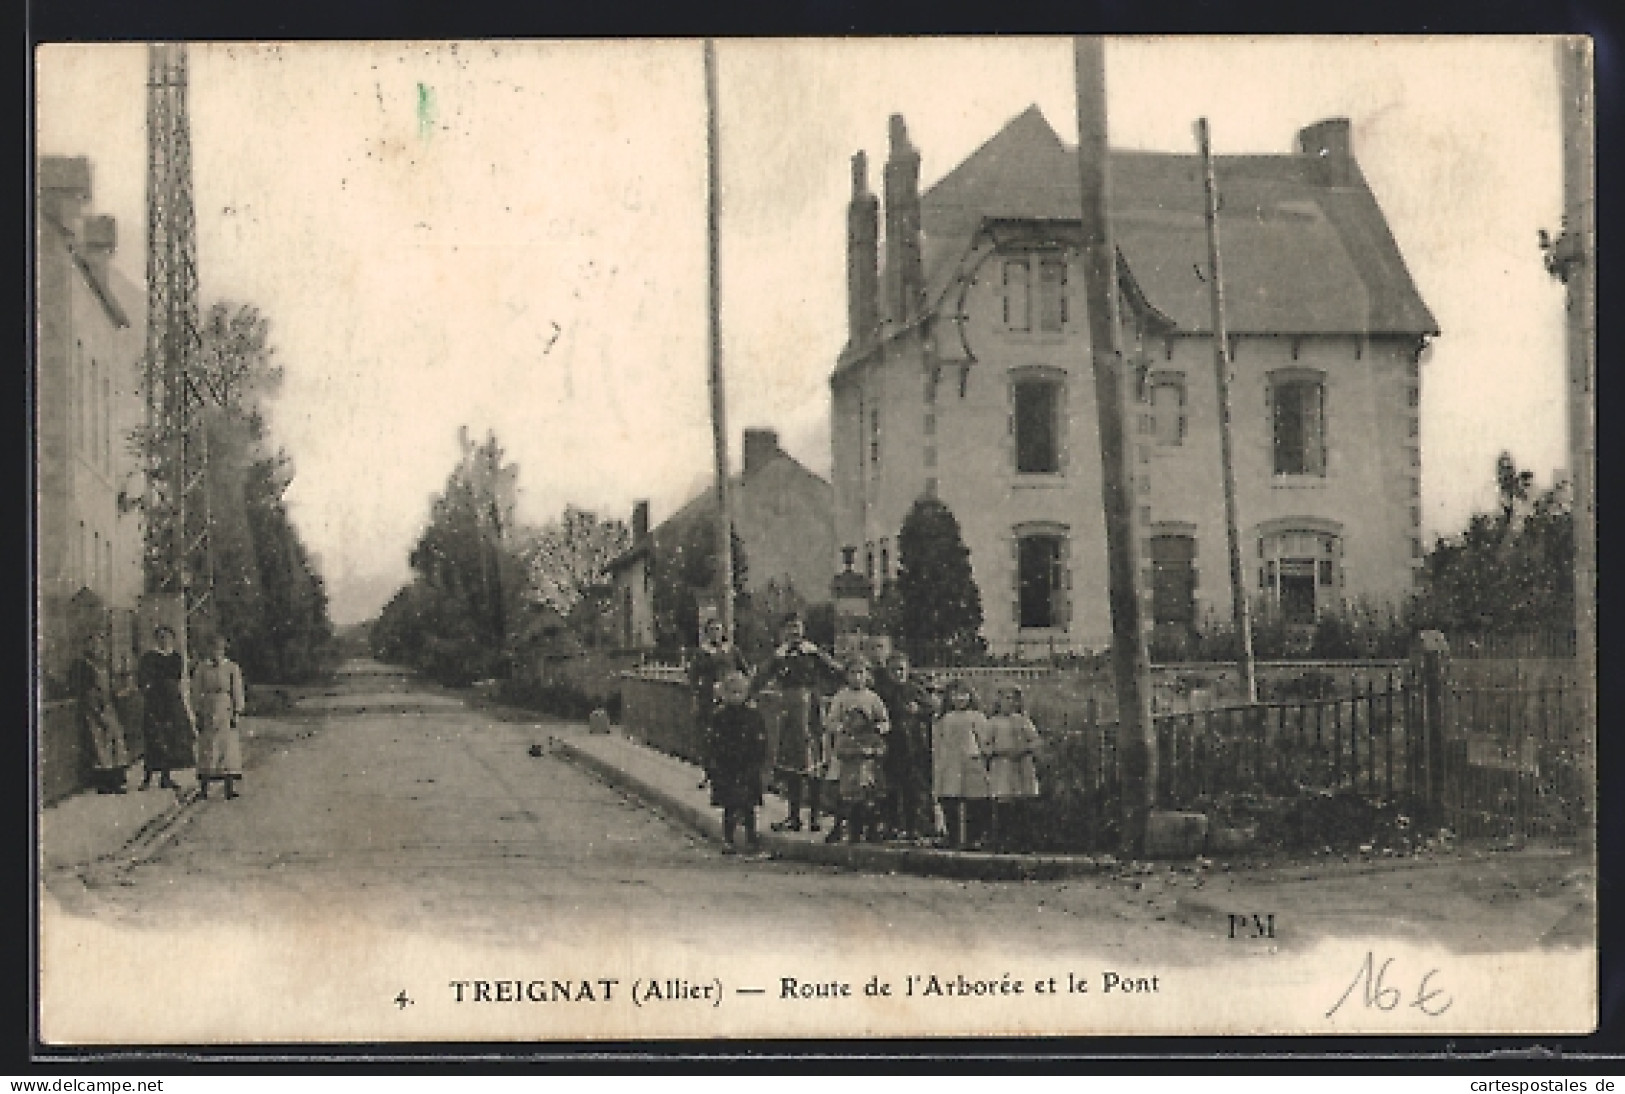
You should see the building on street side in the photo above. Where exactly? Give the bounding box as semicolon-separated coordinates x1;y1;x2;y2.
831;108;1438;659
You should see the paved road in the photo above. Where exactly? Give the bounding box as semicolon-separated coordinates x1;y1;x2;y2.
51;661;1592;962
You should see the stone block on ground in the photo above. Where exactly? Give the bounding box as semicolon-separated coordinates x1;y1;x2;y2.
1144;810;1209;859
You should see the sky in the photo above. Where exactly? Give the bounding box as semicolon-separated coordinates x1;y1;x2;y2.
35;38;1573;624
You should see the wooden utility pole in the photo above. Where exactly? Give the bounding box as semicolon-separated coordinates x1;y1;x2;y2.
1549;37;1594;833
1073;37;1157;856
703;39;736;641
1196;118;1258;706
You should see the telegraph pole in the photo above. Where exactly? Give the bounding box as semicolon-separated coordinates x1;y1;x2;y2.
1546;38;1594;837
1073;37;1157;856
1196;118;1258;705
703;39;736;641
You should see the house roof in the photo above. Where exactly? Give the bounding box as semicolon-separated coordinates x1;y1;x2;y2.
899;105;1436;342
653;444;830;541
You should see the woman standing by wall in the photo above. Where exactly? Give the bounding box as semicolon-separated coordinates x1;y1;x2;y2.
137;624;194;791
68;631;130;794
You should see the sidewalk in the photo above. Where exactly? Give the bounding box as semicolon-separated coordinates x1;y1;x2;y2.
551;727;1119;881
40;763;200;875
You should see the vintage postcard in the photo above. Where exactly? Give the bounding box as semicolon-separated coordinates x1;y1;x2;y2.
33;36;1596;1044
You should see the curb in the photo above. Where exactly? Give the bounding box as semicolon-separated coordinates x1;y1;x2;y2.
550;734;1117;883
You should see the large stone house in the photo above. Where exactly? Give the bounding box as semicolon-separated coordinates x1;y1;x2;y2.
37;156;148;679
831;107;1437;658
36;156;148;799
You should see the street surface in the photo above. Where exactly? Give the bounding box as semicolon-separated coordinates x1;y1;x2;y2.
47;661;1592;960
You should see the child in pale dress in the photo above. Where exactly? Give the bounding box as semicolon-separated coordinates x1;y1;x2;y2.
985;686;1043;852
931;681;989;849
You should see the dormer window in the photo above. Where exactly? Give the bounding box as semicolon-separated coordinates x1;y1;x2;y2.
1001;255;1069;334
1002;259;1030;331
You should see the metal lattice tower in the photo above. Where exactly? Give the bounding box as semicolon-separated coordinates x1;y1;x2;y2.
143;42;216;641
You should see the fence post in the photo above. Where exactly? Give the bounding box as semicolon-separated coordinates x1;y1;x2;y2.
1413;631;1451;822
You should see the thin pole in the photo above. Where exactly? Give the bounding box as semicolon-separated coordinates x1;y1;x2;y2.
703;39;735;641
1073;37;1157;857
1196;118;1257;706
1557;37;1595;839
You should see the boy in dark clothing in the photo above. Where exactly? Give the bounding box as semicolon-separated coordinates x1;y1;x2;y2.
689;617;750;788
874;649;934;839
709;671;767;852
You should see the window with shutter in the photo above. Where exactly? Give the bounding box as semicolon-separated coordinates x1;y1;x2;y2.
1150;534;1197;624
1002;259;1030;331
1269;371;1327;476
1017;533;1065;630
1038;258;1067;332
1151;376;1185;447
1014;379;1060;473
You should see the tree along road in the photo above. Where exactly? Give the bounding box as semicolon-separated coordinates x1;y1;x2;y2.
50;661;1591;961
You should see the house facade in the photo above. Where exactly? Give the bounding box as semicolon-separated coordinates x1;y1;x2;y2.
831;109;1437;659
36;156;148;688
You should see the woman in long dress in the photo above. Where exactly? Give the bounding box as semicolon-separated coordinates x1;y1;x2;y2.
193;634;246;800
137;624;194;791
68;632;130;794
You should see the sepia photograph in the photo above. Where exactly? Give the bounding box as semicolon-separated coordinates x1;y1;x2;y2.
32;35;1596;1044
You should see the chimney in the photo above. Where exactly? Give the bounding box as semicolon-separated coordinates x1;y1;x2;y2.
39;156;91;236
847;150;880;346
1296;118;1355;187
81;215;116;280
742;428;780;477
631;500;650;544
883;114;925;323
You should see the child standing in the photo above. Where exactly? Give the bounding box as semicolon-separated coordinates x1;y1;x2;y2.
931;681;989;849
823;662;891;844
708;671;768;853
985;686;1043;852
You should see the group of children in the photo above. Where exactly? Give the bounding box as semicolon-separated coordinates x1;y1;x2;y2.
693;615;1044;854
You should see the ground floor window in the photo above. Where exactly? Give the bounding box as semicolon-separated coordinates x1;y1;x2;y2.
1018;533;1065;630
1150;534;1197;625
1259;528;1340;624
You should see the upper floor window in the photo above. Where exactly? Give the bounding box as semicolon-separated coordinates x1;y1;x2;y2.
1014;377;1060;474
1002;255;1069;334
1150;373;1186;447
1037;258;1068;332
1002;259;1030;331
1269;370;1326;476
868;407;881;468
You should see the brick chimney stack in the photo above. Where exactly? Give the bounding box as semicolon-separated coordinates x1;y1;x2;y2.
631;500;650;544
742;428;780;477
1297;118;1356;187
847;150;880;346
81;215;117;281
883;114;925;324
39;156;91;238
